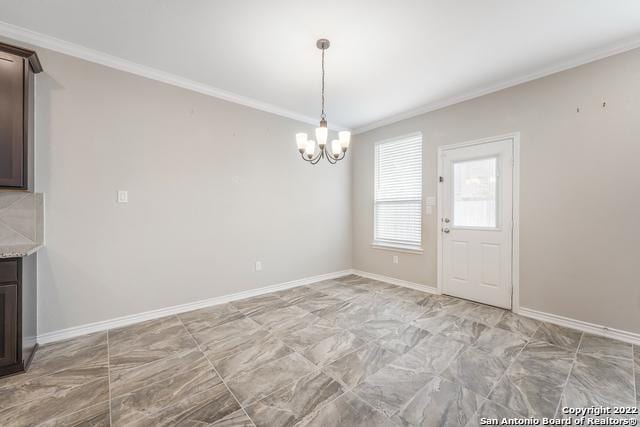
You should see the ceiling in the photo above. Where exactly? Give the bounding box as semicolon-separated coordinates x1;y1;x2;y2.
1;0;640;132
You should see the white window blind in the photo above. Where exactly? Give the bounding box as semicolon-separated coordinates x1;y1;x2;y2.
374;133;423;248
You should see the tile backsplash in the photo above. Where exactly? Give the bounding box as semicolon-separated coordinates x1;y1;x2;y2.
0;191;44;245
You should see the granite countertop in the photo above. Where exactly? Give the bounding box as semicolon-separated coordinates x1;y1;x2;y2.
0;244;44;258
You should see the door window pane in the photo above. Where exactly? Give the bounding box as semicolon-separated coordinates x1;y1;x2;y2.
453;157;497;227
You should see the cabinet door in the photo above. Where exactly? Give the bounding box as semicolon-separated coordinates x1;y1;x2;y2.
0;283;18;367
0;51;25;188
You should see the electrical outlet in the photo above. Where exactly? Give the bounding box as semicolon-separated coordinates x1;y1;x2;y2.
393;255;399;264
117;190;128;203
255;261;262;272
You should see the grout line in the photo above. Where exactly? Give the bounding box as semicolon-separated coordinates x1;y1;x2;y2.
553;332;583;418
482;338;531;418
106;330;112;426
177;315;257;427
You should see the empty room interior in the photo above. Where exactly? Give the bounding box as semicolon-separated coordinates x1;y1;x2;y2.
1;1;639;426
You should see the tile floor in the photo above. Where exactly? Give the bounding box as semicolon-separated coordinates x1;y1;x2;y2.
0;274;638;426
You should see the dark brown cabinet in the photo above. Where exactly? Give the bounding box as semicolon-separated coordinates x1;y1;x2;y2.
0;42;42;189
0;256;38;377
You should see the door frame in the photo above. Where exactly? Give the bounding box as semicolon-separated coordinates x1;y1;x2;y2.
436;132;521;313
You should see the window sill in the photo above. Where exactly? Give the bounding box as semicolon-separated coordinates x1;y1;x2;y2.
371;242;424;254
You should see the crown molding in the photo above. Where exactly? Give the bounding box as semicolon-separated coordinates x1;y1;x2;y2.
353;36;640;135
0;20;349;132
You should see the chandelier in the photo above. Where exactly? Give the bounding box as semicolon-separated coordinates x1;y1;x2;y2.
296;39;350;164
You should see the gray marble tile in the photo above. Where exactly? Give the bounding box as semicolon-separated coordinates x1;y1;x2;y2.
319;303;381;330
210;409;254;426
532;322;582;351
109;316;197;372
376;298;427;322
178;303;245;331
473;327;528;359
353;364;435;417
311;279;343;291
231;293;290;316
391;333;467;374
246;371;344;427
0;376;109;426
131;382;242;426
203;328;273;363
511;341;576;377
494;311;540;338
214;335;293;379
578;333;633;360
352;279;398;293
111;363;222;425
323;342;400;388
350;318;406;341
276;320;343;352
488;342;575;418
462;304;506;327
489;371;565;419
442;347;510;397
273;285;318;302
393;376;483;427
333;274;365;284
0;332;108;389
563;353;635;408
227;352;317;405
467;400;523;427
299;392;395;427
381;286;432;306
423;296;478;317
40;401;110;427
187;315;261;346
441;317;490;344
294;293;345;314
302;330;367;367
377;324;431;355
110;348;211;398
0;364;108;411
323;283;371;300
413;311;460;334
251;305;313;334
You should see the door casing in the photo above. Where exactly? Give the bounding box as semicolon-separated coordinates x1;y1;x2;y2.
436;132;520;313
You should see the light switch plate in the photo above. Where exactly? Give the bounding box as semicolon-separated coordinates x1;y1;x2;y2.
426;196;436;206
117;190;128;203
255;261;262;272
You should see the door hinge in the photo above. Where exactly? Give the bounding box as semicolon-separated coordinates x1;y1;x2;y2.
439;176;444;183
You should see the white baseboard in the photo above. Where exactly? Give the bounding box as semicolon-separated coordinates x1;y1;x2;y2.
351;269;439;295
519;307;640;346
37;269;352;345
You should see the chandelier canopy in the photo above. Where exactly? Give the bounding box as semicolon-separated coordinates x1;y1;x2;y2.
296;39;350;164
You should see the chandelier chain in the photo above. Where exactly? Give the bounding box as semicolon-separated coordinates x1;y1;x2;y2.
321;47;326;121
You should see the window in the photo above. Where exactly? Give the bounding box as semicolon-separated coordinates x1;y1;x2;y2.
374;133;422;250
453;157;498;228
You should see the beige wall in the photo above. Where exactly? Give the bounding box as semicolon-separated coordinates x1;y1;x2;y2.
353;48;640;333
30;47;352;334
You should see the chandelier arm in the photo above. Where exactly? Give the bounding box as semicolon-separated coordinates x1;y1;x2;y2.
324;145;338;164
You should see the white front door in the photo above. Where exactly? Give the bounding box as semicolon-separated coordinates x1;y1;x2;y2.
440;137;514;309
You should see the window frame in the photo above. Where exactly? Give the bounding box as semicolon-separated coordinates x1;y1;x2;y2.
372;132;423;253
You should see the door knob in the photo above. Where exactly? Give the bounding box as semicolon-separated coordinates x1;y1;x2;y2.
444;218;450;223
443;228;450;234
